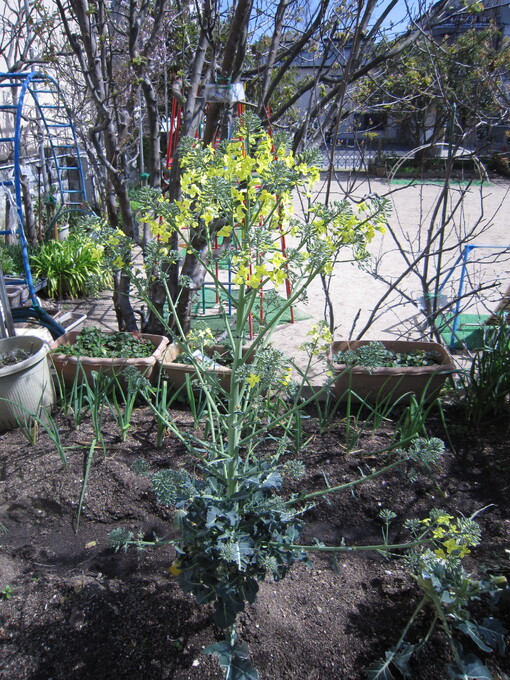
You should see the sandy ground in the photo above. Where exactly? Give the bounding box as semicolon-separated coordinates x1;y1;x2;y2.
45;175;510;385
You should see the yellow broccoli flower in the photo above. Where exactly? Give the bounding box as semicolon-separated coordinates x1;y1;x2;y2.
269;251;286;268
217;225;233;239
247;373;261;388
169;561;183;576
436;514;454;525
443;538;462;554
301;322;333;354
233;264;251;286
279;366;293;387
268;267;288;286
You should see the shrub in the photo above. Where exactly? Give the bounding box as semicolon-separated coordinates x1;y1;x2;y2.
29;234;111;298
461;318;510;425
0;243;24;276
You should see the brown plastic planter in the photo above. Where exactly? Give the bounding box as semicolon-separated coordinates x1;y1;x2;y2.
162;344;254;392
49;330;169;388
328;340;456;404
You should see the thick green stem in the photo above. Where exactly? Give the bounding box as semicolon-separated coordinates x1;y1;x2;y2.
428;591;465;669
223;178;256;495
286;535;433;553
284;457;406;506
224;287;246;496
391;595;429;657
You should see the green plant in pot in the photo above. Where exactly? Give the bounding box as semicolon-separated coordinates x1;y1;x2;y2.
49;326;169;387
328;339;456;404
107;115;480;680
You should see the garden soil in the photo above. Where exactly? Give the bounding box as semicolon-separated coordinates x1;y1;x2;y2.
0;401;509;680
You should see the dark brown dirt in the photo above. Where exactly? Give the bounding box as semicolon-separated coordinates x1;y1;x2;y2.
0;399;509;680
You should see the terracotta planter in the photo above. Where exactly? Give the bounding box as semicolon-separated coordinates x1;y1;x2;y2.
0;335;55;430
49;330;169;388
162;344;254;392
328;340;456;404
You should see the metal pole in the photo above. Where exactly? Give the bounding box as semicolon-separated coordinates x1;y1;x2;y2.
449;244;475;348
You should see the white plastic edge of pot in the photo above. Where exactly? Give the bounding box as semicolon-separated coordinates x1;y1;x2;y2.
0;335;50;377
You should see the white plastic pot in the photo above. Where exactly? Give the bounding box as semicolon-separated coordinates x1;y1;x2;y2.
0;335;55;431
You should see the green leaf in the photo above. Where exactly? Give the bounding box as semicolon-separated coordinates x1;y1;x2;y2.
391;642;415;679
206;505;240;528
224;655;259;680
260;471;282;489
205;640;235;665
178;568;216;603
441;590;455;604
231;540;254;569
204;639;259;680
366;655;397;680
214;584;246;628
240;576;259;605
224;508;241;526
446;654;493;680
456;618;507;655
206;505;223;528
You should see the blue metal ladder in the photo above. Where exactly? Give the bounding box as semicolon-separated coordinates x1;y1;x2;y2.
0;71;87;233
0;71;88;337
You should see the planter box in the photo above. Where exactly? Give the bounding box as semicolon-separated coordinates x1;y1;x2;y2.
52;311;87;334
0;335;55;430
3;277;47;304
328;340;456;404
49;330;169;388
162;344;254;392
5;286;23;308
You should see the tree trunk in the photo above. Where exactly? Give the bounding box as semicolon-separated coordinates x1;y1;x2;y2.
113;268;138;332
104;178;118;229
173;223;211;336
169;0;254;334
56;0;163;331
202;0;253;145
143;163;181;336
141;77;161;190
